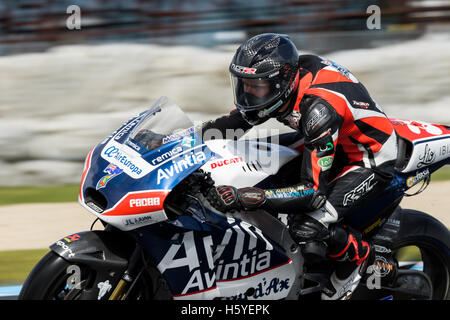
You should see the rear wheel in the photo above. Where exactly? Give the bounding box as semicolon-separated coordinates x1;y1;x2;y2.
355;237;449;300
392;239;450;300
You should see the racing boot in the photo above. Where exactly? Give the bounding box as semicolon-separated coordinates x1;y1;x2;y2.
321;225;374;300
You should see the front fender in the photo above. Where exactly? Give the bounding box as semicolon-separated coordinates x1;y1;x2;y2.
50;230;134;270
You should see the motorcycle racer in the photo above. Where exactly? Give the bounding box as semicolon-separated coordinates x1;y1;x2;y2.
203;33;398;300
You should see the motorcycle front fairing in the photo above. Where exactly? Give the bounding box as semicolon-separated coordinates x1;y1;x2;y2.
78;96;216;231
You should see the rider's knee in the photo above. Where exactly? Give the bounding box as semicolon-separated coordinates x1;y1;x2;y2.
289;214;329;242
289;214;330;262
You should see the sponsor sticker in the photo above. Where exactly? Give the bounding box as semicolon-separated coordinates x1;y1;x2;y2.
317;156;333;170
86;201;104;213
439;142;450;157
114;117;142;141
231;64;257;74
265;187;314;199
56;240;75;258
220;277;291;300
101;190;168;217
321;59;352;80
352;100;370;109
257;100;283;118
130;197;160;208
343;173;377;206
306;107;326;131
97;280;112;300
157;151;206;184
162;127;196;144
210;157;243;169
181;136;195;148
63;234;81;243
100;140;152;179
371;256;394;278
417;144;436;168
406;168;430;188
123;215;154;227
96;163;123;190
150;146;183;166
103;146;142;174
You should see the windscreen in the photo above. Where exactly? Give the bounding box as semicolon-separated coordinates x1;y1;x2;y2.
127;96;195;152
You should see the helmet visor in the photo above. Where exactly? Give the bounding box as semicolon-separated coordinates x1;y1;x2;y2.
231;74;283;111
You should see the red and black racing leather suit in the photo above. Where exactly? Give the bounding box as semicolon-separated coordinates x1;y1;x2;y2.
202;54;397;221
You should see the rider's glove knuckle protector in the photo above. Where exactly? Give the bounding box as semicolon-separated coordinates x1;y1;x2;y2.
210;185;267;213
237;187;266;210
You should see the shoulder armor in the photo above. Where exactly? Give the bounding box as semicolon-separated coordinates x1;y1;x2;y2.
301;98;340;140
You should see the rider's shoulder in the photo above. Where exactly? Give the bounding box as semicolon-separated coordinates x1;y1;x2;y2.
298;54;325;75
300;97;340;137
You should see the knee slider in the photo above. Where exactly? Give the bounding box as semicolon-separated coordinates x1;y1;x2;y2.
290;215;330;263
289;215;330;243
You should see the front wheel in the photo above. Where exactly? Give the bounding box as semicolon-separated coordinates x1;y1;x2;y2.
19;251;173;300
19;251;117;300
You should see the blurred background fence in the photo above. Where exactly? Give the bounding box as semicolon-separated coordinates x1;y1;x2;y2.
2;0;450;54
0;0;449;186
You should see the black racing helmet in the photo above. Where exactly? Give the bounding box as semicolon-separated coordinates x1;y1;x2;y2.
229;33;300;125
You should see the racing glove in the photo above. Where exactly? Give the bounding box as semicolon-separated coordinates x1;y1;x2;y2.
208;185;266;212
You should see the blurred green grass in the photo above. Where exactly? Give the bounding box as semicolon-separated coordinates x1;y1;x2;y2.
432;166;450;181
0;249;49;285
395;245;421;261
0;184;79;206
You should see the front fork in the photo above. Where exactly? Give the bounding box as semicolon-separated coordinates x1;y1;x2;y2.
109;245;144;300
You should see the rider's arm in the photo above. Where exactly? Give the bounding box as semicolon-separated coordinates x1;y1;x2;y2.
262;98;342;213
199;108;253;141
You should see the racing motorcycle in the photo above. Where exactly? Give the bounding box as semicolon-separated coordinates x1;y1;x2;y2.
19;96;450;300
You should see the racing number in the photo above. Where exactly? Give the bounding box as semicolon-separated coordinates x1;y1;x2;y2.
66;265;82;289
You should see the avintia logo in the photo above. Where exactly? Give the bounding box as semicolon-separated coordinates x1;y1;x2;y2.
157;151;206;184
